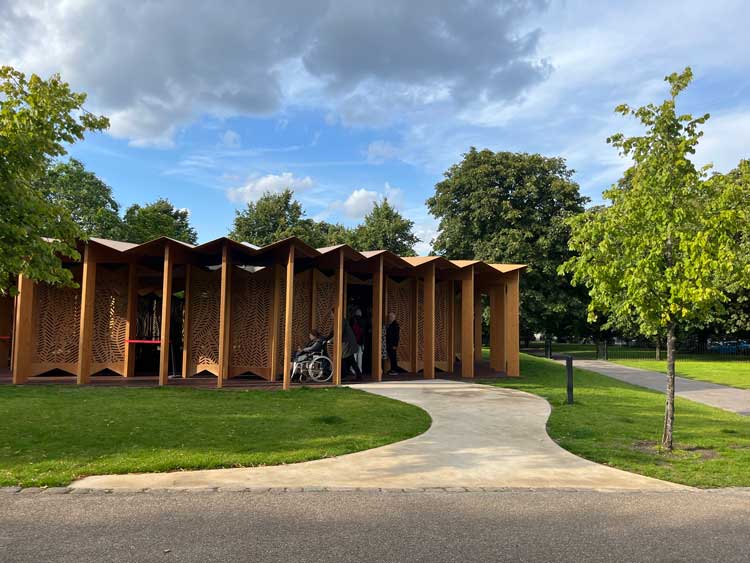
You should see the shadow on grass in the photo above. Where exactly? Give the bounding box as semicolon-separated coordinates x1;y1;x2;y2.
0;386;431;487
480;354;750;488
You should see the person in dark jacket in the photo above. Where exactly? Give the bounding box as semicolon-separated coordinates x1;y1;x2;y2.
386;311;401;374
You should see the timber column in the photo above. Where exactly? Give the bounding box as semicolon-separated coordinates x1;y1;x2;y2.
371;254;384;381
332;249;344;385
423;262;436;379
504;271;520;376
460;266;475;378
77;244;97;385
124;262;138;378
489;284;505;372
282;246;295;390
11;275;35;384
217;243;232;386
158;244;173;386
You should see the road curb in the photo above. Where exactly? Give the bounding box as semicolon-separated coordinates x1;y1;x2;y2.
3;485;741;495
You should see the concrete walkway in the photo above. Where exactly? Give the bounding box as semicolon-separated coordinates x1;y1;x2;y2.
571;360;750;416
72;379;684;491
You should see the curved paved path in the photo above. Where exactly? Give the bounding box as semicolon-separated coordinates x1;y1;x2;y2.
570;360;750;416
73;380;685;491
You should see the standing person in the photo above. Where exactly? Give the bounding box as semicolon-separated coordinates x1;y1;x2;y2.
351;308;364;372
342;316;363;381
386;311;401;375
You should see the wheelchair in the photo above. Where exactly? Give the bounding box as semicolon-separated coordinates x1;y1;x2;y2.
290;338;334;383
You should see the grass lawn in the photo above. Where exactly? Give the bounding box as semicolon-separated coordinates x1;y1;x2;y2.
483;353;750;488
0;385;431;487
613;359;750;390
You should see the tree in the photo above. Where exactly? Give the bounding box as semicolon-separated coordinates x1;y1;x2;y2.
350;199;419;255
229;189;350;248
561;68;750;450
0;66;109;294
122;198;198;244
426;148;589;339
37;158;123;239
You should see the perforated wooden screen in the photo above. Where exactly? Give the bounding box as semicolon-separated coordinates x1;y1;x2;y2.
385;277;414;372
32;282;81;376
90;266;128;376
186;266;221;376
313;269;336;338
276;268;315;375
0;295;12;370
435;280;450;371
230;267;273;379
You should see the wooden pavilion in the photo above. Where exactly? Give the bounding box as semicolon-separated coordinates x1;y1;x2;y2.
4;236;525;389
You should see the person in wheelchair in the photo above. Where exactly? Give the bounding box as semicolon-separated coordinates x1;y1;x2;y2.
294;329;325;362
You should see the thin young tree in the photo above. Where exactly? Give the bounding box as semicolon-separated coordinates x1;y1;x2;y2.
561;68;750;450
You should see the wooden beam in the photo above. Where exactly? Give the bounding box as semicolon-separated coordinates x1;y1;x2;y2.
423;262;436;379
124;262;138;378
77;244;97;385
181;264;192;378
371;254;384;381
504;271;521;376
282;246;295;390
410;278;418;374
489;284;506;372
269;264;282;382
461;267;475;378
474;293;482;362
158;244;173;386
332;250;344;386
447;281;455;374
217;242;232;386
11;275;35;384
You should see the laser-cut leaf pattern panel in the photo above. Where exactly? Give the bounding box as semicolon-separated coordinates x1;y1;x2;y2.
188;266;220;373
293;270;312;351
435;281;450;363
314;269;336;339
385;277;413;366
230;267;273;374
32;282;81;373
91;266;128;373
417;280;424;363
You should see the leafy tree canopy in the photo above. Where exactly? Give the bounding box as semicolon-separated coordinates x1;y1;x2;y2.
0;66;109;294
122;198;198;245
349;199;419;256
37;158;123;240
427;148;589;337
229;189;350;248
560;68;750;449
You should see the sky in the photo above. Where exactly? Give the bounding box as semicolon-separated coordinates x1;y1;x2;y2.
2;0;749;253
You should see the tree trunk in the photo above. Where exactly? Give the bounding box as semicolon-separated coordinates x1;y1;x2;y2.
655;337;661;361
661;324;676;451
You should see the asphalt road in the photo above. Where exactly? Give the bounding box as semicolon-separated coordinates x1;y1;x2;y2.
2;489;750;562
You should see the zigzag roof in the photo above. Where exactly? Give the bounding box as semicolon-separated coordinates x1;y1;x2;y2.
84;236;526;274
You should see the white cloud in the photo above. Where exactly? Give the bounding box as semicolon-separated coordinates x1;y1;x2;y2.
366;141;399;163
221;130;241;149
227;172;314;204
331;182;406;220
0;0;549;146
339;188;379;219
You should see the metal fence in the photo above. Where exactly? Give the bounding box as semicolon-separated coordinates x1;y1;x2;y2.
523;338;750;363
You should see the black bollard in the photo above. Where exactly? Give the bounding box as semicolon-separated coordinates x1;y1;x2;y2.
566;355;574;404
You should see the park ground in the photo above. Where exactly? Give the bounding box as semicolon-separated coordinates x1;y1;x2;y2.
0;386;431;487
3;354;750;488
525;341;750;389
